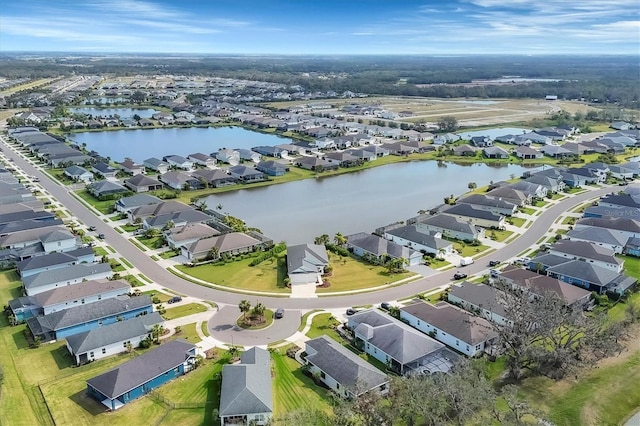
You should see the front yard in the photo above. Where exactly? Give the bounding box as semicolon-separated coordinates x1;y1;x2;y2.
453;242;492;258
161;303;208;321
75;189;115;214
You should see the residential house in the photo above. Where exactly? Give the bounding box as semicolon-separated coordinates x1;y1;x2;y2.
143;209;212;231
452;144;477;157
483;146;509;159
400;301;497;357
625;237;640;257
129;200;193;223
414;214;484;242
545;260;636;294
164;223;220;249
497;266;592;307
347;148;377;162
609;165;635;180
574;217;640;245
383;225;454;256
87;339;197;410
159;171;205;190
362;145;390;157
117;159;145;176
115;194;162;213
286;243;329;285
174;111;195;121
27;295;153;342
486;186;531;206
163;155;194;171
187;153;216;168
252;146;288;158
448;282;511;326
87;180;129;198
526;174;565;193
470;136;492;147
610;121;634;131
181;232;264;261
566;227;629;254
143;158;169;174
347;309;456;376
295;156;339;172
583;205;640;220
305;336;390;397
64;165;94;183
256;160;288;177
124;174;164;193
457;194;517;217
219;347;273;425
548;240;624;273
539;145;573;158
514;146;542;160
23;262;112;296
66;312;163;365
16;248;94;278
237;149;261;164
384;142;417;156
441;204;505;229
228;165;266;183
8;278;130;323
191;169;238;188
92;163;118;179
325;151;361;167
346;232;422;266
215;148;240;166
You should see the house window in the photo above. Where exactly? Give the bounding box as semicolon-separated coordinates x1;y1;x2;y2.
374;348;377;354
466;345;470;351
336;383;340;389
320;371;326;379
98;295;102;300
90;352;94;357
101;348;106;354
57;242;61;247
81;299;85;304
417;320;421;326
456;340;459;346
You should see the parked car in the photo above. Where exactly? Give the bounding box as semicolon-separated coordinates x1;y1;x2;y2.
346;308;358;316
167;296;182;304
488;260;500;267
89;226;97;231
490;269;500;278
32;177;40;182
453;272;468;280
275;307;284;319
97;233;105;239
380;302;391;311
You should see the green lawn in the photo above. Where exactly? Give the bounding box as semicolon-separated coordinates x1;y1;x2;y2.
121;224;141;232
621;255;640;280
520;207;536;215
143;290;172;303
200;321;210;337
162;303;209;321
159;249;180;259
75;190;116;214
317;253;416;293
237;309;274;330
509;217;527;227
453;243;492;258
487;229;514;242
137;235;166;249
271;349;332;417
425;257;451;268
93;247;108;257
175;253;290;293
562;217;577;225
305;313;341;341
158;408;212;426
109;259;126;272
121;274;145;287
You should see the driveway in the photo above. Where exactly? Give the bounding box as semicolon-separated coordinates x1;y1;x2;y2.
208;305;302;346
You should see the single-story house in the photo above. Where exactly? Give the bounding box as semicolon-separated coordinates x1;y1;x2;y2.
457;194;517;217
27;295;153;342
215;149;240;166
566;227;628;254
191;169;238;188
305;335;390;398
164;223;220;249
23;262;112;296
181;232;264;261
237;149;261;163
86;339;197;410
486;186;531;206
453;144;477;156
219;347;273;425
115;194;162;213
143;209;212;230
414;214;483;242
346;232;422;266
483;146;509;159
347;309;457;376
400;301;498;357
324;151;361;167
625;237;640;257
92;163;118;179
514;146;543;160
256;160;288;177
539;145;573;158
159;171;205;190
546;260;636;294
124;174;164;193
66;312;163;365
16;247;94;278
143;158;169;174
252;146;288;158
470;136;492;147
362;145;390;157
295;156;339;172
163;155;194;170
87;180;129;198
447;282;511;326
228;165;265;183
129;200;193;223
441;204;505;229
116;159;145;175
383;225;454;256
574;217;640;244
549;240;623;273
286;243;330;285
64;165;94;183
187;153;216;168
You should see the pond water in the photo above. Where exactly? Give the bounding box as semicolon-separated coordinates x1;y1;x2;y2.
457;127;531;140
204;161;536;244
69;126;294;162
69;108;158;119
84;97;128;104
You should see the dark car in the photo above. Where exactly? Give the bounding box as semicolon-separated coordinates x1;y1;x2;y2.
380;302;391;311
346;308;357;316
453;272;468;280
89;226;97;231
97;233;105;239
488;260;500;267
167;296;182;304
275;307;284;319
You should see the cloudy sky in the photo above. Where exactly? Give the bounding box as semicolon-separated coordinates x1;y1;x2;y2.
1;0;638;54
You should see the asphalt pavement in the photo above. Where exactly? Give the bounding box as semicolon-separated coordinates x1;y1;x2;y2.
0;135;614;311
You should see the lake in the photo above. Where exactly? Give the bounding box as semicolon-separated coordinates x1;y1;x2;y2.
69;108;158;119
84;97;128;104
458;127;531;140
69;127;294;163
204;161;535;244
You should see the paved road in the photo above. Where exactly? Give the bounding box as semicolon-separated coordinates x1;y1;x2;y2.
0;135;614;311
207;306;301;346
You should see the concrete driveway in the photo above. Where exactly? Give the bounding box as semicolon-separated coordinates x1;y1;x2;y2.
208;305;302;346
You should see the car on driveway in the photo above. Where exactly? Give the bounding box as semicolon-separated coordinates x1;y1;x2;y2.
167;296;182;304
453;272;468;280
346;308;358;316
488;260;500;267
380;302;391;311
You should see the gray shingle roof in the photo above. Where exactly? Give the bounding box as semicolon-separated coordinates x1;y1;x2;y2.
28;295;152;333
219;347;273;417
418;214;477;235
16;251;77;273
458;194;517;211
547;260;621;287
442;204;504;221
66;312;163;354
115;194;162;209
576;217;640;233
23;263;112;291
550;240;621;265
498;266;591;305
448;282;508;318
346;232;419;259
566;227;629;247
32;279;130;307
286;243;329;274
86;339;195;399
305;335;388;394
384;225;452;250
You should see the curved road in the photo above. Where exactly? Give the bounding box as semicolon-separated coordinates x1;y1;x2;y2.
0;135;614;311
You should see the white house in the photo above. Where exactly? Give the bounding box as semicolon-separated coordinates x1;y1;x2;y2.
383;225;454;256
23;263;112;296
215;148;240;166
163;155;194;171
64;165;94;183
400;301;498;357
447;282;512;327
286;243;329;285
37;279;130;315
187;153;217;168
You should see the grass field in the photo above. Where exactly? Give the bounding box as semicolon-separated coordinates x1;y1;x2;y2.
487;229;514;242
509;217;527;227
175;252;290;293
143;290;172;303
317;253;416;293
305;313;341;342
137;235;166;249
75;190;116;214
453;243;491;258
162;303;208;321
520;207;537;215
621;255;640;280
271;349;332;417
172;323;202;344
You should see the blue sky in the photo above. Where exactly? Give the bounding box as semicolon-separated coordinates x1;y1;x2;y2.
1;0;638;54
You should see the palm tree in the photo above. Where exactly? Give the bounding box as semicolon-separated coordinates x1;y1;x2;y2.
206;247;219;261
253;302;266;322
151;324;165;344
334;232;347;246
314;234;330;246
239;300;251;323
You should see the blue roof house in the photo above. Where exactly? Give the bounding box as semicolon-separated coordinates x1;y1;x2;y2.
86;339;197;410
